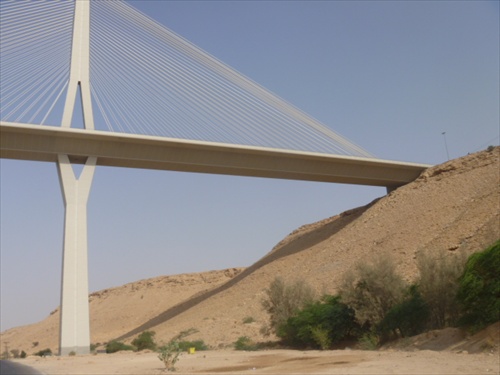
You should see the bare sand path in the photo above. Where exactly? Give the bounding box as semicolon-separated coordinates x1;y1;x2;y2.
10;349;499;375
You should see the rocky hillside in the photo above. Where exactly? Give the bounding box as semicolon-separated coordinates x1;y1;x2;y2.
1;147;498;354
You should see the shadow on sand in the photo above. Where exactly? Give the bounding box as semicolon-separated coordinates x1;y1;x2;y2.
114;200;377;342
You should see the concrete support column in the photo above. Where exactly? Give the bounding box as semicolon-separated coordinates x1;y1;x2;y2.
57;0;96;355
57;154;96;356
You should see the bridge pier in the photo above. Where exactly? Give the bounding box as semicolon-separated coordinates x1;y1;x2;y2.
56;0;95;355
57;154;96;356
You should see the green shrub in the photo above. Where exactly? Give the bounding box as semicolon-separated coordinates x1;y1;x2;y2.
20;350;27;359
261;277;315;335
177;340;208;351
378;285;429;338
242;316;255;324
234;336;258;351
310;326;331;350
105;340;135;353
358;331;379;350
131;331;157;351
278;295;358;349
457;240;500;329
34;348;52;357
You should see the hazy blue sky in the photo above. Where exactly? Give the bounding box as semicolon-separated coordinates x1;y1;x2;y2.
1;0;498;331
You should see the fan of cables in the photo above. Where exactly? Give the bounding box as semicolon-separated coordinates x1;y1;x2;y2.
0;0;372;157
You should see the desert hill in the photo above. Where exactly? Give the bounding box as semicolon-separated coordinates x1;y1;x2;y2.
1;147;499;354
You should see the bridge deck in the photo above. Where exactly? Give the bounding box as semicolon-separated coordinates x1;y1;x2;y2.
1;122;431;188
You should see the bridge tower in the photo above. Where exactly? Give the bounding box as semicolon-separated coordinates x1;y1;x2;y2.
57;0;95;355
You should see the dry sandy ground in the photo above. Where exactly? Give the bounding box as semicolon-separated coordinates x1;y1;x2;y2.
10;349;500;375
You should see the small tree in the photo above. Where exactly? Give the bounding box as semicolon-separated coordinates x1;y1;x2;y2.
158;341;181;371
278;295;358;349
157;329;199;371
378;285;429;338
457;240;500;329
417;249;465;328
261;277;315;335
339;253;406;327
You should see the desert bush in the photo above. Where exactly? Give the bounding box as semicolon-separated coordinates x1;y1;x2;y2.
378;285;429;338
157;329;201;370
457;240;500;329
34;348;52;357
339;253;406;327
261;277;315;335
132;330;157;351
417;249;465;328
242;316;255;324
177;340;208;351
278;295;358;349
310;326;331;350
20;350;27;359
358;331;379;350
105;340;135;353
234;336;259;351
158;341;181;371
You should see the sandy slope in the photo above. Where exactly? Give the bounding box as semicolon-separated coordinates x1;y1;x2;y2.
125;147;499;348
0;269;244;354
1;147;499;358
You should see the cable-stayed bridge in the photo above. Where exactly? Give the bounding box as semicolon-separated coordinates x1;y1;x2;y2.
0;0;428;186
0;0;430;355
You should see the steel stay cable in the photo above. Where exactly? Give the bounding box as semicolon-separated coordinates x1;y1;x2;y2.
97;1;367;154
2;57;68;116
5;59;68;121
91;16;308;148
1;40;70;97
40;80;69;125
91;1;316;147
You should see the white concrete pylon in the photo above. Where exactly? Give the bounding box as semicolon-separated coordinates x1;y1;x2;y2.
61;0;93;131
58;0;95;355
58;155;96;356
